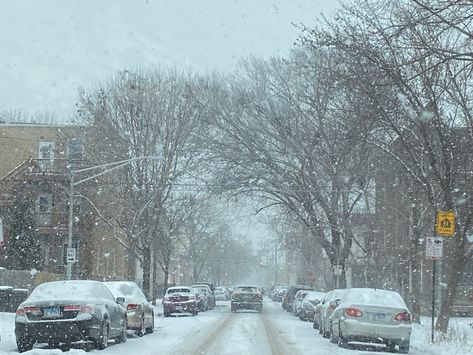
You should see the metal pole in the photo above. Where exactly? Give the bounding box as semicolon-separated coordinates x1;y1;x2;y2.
66;170;74;280
431;259;436;343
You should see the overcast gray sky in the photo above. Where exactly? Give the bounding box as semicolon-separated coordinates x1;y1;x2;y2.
0;0;341;119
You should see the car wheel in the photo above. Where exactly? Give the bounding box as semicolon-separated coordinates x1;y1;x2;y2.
95;322;109;350
337;326;347;348
17;337;34;353
116;317;128;343
312;320;318;329
398;341;410;354
136;318;145;337
145;312;154;334
329;325;337;344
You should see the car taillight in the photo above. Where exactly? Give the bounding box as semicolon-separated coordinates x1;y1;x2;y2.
64;305;81;312
344;308;363;317
394;311;411;323
127;304;139;310
16;307;25;316
80;305;95;314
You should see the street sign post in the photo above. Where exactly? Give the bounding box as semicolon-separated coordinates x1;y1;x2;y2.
66;248;76;264
436;211;455;237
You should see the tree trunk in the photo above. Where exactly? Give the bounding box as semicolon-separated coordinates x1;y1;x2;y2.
409;196;422;323
151;250;158;305
142;245;151;300
163;262;170;298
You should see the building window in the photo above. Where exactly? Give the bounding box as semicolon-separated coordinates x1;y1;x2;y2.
38;141;55;170
37;194;52;214
68;139;83;161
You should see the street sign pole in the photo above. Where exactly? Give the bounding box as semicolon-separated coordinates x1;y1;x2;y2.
431;258;436;343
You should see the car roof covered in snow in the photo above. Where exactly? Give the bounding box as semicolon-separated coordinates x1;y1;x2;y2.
302;291;326;301
26;280;115;303
339;288;407;309
104;281;147;303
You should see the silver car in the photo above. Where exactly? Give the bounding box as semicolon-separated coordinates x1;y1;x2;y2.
330;288;411;353
319;289;347;338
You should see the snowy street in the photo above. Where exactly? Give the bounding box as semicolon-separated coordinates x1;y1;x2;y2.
1;298;473;354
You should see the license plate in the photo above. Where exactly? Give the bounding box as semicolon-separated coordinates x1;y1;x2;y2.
374;312;386;321
175;305;183;310
43;306;61;318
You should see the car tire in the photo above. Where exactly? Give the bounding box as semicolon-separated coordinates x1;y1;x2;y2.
136;318;145;337
337;326;347;348
145;312;154;334
329;326;337;344
95;322;109;350
164;312;170;317
398;341;410;354
17;337;34;353
116;317;128;343
312;320;318;330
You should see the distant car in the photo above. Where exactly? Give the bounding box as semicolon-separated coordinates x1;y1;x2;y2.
292;290;310;316
192;284;215;309
330;288;411;353
299;291;325;322
192;281;215;309
271;286;288;302
104;281;154;336
215;287;227;301
163;286;198;316
319;289;347;338
282;285;313;311
231;285;263;313
15;280;127;352
191;286;210;311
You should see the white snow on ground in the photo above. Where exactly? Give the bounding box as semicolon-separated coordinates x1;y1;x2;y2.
0;299;472;354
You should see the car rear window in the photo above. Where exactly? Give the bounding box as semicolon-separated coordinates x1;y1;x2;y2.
167;288;191;294
236;287;258;292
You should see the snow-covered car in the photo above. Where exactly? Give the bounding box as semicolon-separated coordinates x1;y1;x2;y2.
104;281;154;335
231;285;263;312
292;289;310;316
192;283;215;309
192;281;215;309
298;291;325;321
191;285;210;311
330;288;411;353
282;285;313;311
163;286;199;316
319;289;347;338
15;280;127;352
215;287;227;301
271;286;288;302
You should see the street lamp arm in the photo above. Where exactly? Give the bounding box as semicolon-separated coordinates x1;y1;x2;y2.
74;161;131;186
73;156;160;174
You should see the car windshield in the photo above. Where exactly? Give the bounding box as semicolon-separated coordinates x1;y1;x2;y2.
168;288;191;294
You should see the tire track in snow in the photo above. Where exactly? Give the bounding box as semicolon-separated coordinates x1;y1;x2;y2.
189;312;235;355
261;311;303;355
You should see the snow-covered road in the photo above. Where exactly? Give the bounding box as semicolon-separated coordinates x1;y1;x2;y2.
1;299;473;354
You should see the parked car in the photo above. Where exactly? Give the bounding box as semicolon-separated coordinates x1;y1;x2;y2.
231;285;263;313
330;288;411;353
163;286;198;316
0;286;13;312
282;285;313;311
299;291;325;321
319;289;347;338
215;287;227;301
15;280;127;352
271;286;288;302
191;285;210;311
104;281;154;336
292;289;310;316
192;283;215;309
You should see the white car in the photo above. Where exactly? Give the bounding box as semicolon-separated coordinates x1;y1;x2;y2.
319;289;347;338
291;289;310;317
330;288;411;353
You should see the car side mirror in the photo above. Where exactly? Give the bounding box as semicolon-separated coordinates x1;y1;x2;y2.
116;297;125;305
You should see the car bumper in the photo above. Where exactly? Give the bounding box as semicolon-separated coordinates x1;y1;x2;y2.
15;319;101;344
163;302;197;314
231;301;262;310
126;311;143;329
340;319;411;343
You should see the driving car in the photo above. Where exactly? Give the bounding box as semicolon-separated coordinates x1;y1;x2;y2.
299;291;325;321
319;289;347;338
292;289;310;316
330;288;411;353
231;285;263;312
191;285;210;311
163;286;199;316
104;281;154;336
15;280;127;352
282;285;313;311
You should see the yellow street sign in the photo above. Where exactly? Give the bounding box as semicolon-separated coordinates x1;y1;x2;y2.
436;211;455;237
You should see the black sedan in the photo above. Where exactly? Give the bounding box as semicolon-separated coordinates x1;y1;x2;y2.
231;285;263;312
15;280;127;352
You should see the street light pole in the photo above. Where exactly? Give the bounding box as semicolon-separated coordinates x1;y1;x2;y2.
65;156;159;280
